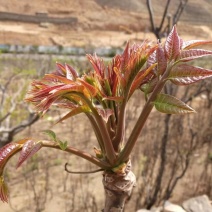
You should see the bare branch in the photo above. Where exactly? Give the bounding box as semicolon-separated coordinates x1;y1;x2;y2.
146;0;188;40
146;0;156;33
0;73;18;110
158;0;171;32
10;113;39;135
0;112;10;123
173;0;188;25
0;112;39;147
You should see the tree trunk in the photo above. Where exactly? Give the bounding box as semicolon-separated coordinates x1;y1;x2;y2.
102;161;136;212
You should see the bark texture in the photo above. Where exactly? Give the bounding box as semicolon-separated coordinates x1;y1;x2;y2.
102;161;136;212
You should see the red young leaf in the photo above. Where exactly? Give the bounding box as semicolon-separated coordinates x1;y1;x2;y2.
169;64;212;85
120;42;130;71
56;63;66;76
113;67;126;87
44;73;74;84
49;84;84;95
112;76;119;97
65;63;78;80
179;49;212;62
165;25;181;60
130;63;157;96
87;54;105;78
0;140;27;203
157;44;167;75
53;101;77;109
146;44;159;57
0;176;8;203
0;143;21;169
16;140;42;168
96;108;113;123
26;84;62;102
31;84;84;112
147;49;156;67
102;96;124;102
182;40;212;50
55;106;90;124
123;42;151;83
35;95;60;113
77;78;98;97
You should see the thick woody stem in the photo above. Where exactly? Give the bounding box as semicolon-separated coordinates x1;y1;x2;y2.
102;161;136;212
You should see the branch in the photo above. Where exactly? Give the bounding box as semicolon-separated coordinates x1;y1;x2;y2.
113;58;147;151
146;0;156;34
147;0;188;40
0;78;27;128
146;114;171;209
74;93;116;165
41;140;111;169
86;113;106;154
65;163;103;174
147;0;171;40
158;0;171;32
0;73;19;110
0;112;10;123
0;113;39;147
117;64;173;164
10;113;39;135
173;0;188;25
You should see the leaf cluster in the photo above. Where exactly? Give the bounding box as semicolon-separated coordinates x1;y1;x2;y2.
1;26;212;203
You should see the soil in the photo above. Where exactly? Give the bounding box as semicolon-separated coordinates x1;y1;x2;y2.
0;0;211;48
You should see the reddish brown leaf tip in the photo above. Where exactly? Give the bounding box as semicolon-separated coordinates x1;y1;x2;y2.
96;108;113;123
0;176;9;203
0;143;21;169
165;25;181;60
16;140;42;168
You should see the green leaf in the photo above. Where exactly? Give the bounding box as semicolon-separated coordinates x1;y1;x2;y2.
182;40;212;50
42;130;57;142
154;93;196;114
58;140;68;151
43;130;68;150
140;78;158;95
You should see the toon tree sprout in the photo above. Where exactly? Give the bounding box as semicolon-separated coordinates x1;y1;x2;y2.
0;26;212;211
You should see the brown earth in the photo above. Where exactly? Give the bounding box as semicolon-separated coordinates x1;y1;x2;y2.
0;0;211;47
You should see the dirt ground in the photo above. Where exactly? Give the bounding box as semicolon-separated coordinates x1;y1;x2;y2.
0;0;212;47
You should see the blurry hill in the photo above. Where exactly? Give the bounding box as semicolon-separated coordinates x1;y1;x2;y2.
0;0;211;47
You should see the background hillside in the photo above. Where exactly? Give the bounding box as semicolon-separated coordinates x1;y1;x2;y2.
0;0;211;47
